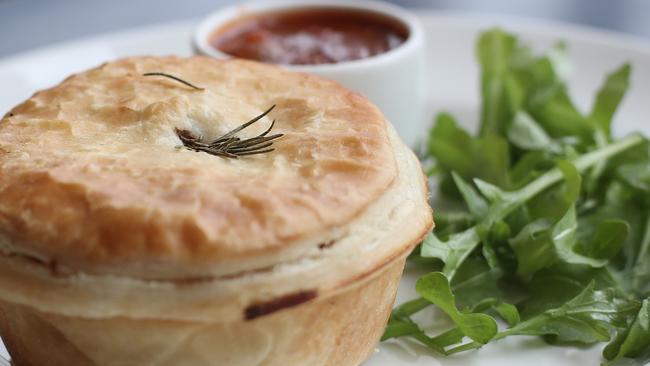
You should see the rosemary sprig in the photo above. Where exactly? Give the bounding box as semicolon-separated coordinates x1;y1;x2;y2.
143;72;204;90
176;105;283;158
141;72;281;158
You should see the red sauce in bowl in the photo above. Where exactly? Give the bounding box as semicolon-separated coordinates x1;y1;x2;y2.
210;8;408;65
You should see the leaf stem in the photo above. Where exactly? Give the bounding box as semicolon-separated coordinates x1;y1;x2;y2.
515;134;644;204
445;341;483;354
393;297;431;317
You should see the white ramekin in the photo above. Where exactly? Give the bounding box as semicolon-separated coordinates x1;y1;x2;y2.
193;0;426;147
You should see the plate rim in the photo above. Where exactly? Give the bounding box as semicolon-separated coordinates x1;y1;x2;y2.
0;9;649;68
415;9;650;53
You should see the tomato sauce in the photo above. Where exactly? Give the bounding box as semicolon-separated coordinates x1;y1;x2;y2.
211;8;408;65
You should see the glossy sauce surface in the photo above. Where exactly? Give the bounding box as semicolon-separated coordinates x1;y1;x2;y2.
211;8;408;65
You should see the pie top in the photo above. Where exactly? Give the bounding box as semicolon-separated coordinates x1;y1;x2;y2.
0;56;396;277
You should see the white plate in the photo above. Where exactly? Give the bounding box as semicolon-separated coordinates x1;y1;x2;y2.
1;10;650;366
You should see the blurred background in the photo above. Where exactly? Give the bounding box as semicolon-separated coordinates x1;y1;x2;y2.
0;0;649;58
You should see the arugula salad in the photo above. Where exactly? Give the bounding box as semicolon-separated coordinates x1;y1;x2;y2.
383;28;650;365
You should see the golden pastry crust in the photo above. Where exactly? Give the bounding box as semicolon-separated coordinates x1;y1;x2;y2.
0;56;396;275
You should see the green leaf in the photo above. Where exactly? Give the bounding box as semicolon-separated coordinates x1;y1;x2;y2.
477;28;518;136
428;113;475;176
416;272;498;344
526;159;580;221
390;258;503;319
509;151;552;188
507;111;558;152
583;220;629;260
495;302;521;326
510;219;555;278
589;63;632;138
429;328;466;349
421;229;481;280
498;282;622;344
604;299;650;363
521;263;623;318
452;172;488;217
482;236;502;269
420;231;449;262
579;178;650;286
618;162;650;193
546;42;572;82
382;316;447;354
382;317;421;340
471;298;521;326
428;113;511;187
452;257;503;306
474;178;506;202
509;161;584;277
528;84;593;140
552;206;608;267
391;297;431;319
631;216;650;295
432;211;476;239
476;134;511;187
557;160;581;206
